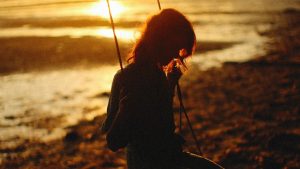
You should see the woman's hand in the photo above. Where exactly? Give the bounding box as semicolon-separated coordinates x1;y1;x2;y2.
165;59;183;84
164;59;185;98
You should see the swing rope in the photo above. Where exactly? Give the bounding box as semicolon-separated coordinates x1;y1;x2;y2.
157;0;162;10
176;83;202;155
156;0;202;155
106;0;123;71
105;0;202;155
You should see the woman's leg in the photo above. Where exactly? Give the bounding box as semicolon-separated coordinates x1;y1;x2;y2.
180;151;224;169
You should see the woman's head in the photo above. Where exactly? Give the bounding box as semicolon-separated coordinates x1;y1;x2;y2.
128;8;196;66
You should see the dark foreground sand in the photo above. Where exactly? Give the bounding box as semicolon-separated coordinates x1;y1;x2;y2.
1;11;300;169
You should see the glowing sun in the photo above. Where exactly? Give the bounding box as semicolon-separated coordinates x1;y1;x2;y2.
88;0;126;19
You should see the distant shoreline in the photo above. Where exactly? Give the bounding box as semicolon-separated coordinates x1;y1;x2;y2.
0;36;238;75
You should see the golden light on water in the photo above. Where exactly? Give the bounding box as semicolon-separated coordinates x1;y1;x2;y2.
96;27;140;42
88;0;126;19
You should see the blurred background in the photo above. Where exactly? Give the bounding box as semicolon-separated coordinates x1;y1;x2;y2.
1;0;300;168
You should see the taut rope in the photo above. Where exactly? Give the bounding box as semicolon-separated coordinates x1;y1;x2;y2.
106;0;123;71
157;0;161;10
156;0;202;155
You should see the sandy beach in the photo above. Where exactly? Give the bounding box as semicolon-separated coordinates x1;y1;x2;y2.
1;8;299;169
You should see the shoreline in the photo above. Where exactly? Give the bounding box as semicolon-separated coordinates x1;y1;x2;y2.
0;36;239;75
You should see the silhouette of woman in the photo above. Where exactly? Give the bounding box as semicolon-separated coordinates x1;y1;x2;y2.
101;8;224;169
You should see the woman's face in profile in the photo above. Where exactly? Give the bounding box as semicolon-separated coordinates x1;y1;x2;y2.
160;36;188;66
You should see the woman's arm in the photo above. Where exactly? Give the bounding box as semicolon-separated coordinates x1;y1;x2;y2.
106;92;133;151
103;71;138;151
101;70;133;151
101;71;122;133
106;83;140;151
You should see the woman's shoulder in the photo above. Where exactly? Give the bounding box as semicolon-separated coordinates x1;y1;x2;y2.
114;62;161;86
113;63;140;82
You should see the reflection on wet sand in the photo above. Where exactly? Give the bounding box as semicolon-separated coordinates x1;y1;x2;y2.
0;66;118;148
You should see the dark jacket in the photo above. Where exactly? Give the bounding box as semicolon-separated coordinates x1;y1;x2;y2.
101;63;182;168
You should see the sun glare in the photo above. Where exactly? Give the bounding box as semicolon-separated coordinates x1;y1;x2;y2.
96;27;140;42
88;0;125;19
